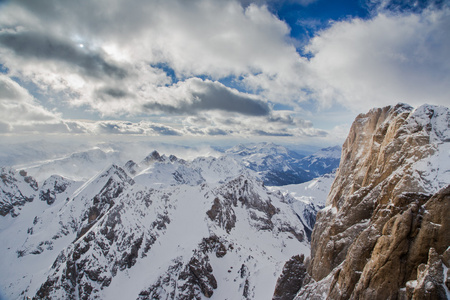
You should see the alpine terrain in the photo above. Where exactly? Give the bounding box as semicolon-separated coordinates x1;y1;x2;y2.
0;149;330;299
293;103;450;299
225;143;340;186
2;103;448;300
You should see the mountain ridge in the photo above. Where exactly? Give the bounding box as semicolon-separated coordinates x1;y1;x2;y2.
295;103;450;299
0;151;322;299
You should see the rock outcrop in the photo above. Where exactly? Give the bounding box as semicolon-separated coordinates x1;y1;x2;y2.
0;167;38;216
297;104;450;299
273;255;308;300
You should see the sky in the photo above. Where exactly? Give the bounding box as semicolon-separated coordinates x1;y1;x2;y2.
0;0;449;150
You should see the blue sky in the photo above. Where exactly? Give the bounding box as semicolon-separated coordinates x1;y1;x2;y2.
0;0;449;149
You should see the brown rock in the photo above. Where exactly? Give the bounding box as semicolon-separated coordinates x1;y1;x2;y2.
302;104;450;299
273;255;307;300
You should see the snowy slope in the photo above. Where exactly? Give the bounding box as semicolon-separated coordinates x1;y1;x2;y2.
0;152;316;300
22;148;123;183
296;146;341;177
225;142;340;186
268;173;334;241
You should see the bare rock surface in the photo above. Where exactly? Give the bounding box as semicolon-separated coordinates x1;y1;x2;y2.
298;104;450;299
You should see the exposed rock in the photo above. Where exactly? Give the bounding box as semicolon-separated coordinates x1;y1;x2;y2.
273;255;307;300
299;104;450;299
137;258;183;300
141;150;165;166
0;167;38;217
206;197;236;233
178;252;218;299
405;248;448;300
39;175;73;205
124;160;139;175
1;152;311;299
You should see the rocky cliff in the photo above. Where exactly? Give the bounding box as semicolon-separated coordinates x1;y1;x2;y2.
296;103;450;299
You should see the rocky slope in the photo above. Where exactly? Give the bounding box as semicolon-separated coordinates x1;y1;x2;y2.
0;153;317;300
295;103;450;299
0;168;38;217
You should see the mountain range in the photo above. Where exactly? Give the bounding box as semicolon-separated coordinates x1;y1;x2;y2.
1;103;449;299
0;144;334;299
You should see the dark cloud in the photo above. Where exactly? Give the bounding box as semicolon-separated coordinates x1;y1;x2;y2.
190;82;270;116
0;31;128;79
143;80;270;116
97;87;132;100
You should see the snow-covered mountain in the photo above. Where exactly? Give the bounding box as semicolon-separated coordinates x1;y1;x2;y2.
225;142;340;186
0;151;321;300
268;173;335;241
0;168;38;217
21;148;123;183
296;146;341;178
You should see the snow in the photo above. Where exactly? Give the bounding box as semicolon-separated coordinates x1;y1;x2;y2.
444;264;450;300
268;173;334;208
0;149;320;299
3;103;447;300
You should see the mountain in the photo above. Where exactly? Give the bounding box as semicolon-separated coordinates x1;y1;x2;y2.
0;152;319;300
0;168;38;217
268;173;335;242
12;142;339;188
292;103;450;299
296;146;341;178
22;148;123;183
225;142;340;186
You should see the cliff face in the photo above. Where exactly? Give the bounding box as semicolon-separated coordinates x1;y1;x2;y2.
300;103;450;299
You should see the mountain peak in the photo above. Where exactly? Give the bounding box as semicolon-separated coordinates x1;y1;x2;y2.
141;150;165;165
300;104;450;299
0;167;38;217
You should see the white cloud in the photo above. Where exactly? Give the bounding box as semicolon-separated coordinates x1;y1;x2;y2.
0;0;304;116
183;110;327;137
0;75;62;128
0;0;448;146
305;8;450;110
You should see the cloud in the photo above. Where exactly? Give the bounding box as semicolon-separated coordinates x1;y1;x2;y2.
369;0;447;13
1;0;447;146
89;121;183;136
142;79;270;116
0;31;128;80
0;75;61;127
182;109;328;137
0;0;304;114
305;7;450;110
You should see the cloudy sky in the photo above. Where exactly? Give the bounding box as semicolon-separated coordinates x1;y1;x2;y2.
0;0;449;148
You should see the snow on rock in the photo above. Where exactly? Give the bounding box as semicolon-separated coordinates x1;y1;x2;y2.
225;142;340;186
0;167;38;217
0;151;316;300
299;103;450;300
